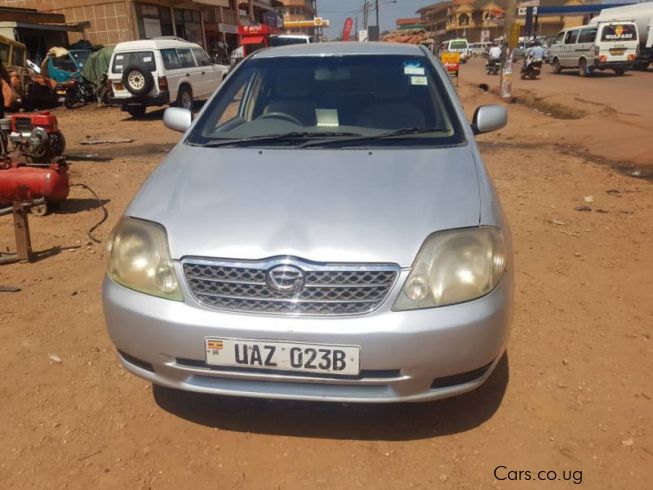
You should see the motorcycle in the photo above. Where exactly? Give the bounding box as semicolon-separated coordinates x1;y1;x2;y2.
61;74;96;109
486;57;501;75
521;54;543;80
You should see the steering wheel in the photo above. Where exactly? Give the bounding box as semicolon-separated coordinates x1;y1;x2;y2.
258;112;302;126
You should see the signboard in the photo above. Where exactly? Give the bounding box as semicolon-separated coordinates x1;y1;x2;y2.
284;19;331;29
219;23;239;34
440;51;461;78
518;7;538;16
501;56;512;98
509;23;521;48
480;29;490;43
519;0;540;7
262;11;283;29
358;29;368;42
342;17;353;41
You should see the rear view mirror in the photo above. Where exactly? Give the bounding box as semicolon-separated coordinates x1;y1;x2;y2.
163;107;192;133
472;105;507;134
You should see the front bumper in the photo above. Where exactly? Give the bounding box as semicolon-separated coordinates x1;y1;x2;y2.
102;269;513;403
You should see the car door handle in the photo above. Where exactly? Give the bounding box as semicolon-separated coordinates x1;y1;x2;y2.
186;73;190;77
201;71;206;75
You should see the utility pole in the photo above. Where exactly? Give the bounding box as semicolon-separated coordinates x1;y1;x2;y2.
375;0;379;30
363;0;368;30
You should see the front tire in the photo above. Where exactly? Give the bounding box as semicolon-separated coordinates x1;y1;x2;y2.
552;58;561;74
64;88;79;109
578;58;588;77
174;85;193;110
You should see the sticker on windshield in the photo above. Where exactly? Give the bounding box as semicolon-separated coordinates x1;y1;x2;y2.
116;55;124;60
143;56;152;62
411;76;427;86
404;66;425;75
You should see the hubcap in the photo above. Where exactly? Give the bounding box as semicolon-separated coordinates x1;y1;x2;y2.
182;91;192;108
127;71;145;90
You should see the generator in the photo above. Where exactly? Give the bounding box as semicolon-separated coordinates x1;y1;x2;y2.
0;111;66;163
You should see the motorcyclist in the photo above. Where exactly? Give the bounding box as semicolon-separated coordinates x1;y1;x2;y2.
488;42;502;62
526;40;545;64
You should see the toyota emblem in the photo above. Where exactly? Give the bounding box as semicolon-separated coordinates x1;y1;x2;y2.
266;265;305;293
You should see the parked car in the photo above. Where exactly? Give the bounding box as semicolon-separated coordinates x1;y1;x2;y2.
469;42;490;56
103;42;513;403
270;34;313;46
440;38;471;62
549;22;638;76
108;37;229;118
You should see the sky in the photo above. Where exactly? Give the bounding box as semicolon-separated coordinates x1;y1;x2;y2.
316;0;437;38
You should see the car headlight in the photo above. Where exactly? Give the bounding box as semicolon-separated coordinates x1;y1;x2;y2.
393;227;506;311
106;217;182;301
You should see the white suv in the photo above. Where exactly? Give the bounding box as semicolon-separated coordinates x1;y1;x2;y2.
108;37;229;118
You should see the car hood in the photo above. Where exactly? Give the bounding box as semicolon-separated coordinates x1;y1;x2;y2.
127;145;481;267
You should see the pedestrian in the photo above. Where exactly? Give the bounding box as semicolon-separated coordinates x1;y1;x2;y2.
0;56;18;118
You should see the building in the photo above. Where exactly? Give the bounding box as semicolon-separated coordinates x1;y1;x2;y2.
0;6;88;60
0;1;282;57
276;0;316;36
417;0;604;44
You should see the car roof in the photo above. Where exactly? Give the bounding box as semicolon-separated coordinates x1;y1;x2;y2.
113;38;201;52
251;42;426;59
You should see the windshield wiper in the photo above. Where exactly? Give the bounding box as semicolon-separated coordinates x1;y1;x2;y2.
297;128;444;148
190;131;363;148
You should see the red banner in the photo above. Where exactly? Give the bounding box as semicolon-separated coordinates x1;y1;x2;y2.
342;17;353;41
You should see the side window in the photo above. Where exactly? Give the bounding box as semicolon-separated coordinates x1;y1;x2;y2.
176;48;196;68
12;47;24;67
160;48;180;70
553;32;565;45
564;30;579;44
0;43;9;65
192;48;212;67
578;28;597;44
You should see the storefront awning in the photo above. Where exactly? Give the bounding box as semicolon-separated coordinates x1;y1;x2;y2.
241;35;265;45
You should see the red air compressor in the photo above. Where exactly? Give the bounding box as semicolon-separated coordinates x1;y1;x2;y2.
0;111;69;215
0;159;69;215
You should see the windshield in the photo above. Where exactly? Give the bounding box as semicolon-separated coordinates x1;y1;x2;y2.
187;54;464;148
112;51;156;73
600;24;637;42
450;41;467;50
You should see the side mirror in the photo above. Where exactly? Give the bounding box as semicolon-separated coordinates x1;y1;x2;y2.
163;107;192;133
472;105;507;134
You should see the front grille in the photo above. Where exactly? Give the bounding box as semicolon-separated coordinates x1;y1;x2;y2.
182;257;399;316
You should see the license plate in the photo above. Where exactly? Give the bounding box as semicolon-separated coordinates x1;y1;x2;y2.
610;49;625;55
114;82;124;91
205;338;360;376
56;89;66;95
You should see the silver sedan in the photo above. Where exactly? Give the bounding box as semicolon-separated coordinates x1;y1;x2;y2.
102;42;512;403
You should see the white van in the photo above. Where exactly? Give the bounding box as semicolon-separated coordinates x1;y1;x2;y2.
108;37;229;118
439;39;470;62
549;22;638;76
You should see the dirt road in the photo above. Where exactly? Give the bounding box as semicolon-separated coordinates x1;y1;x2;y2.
0;80;651;489
463;57;653;172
